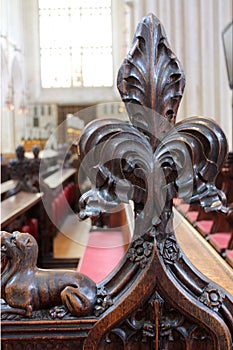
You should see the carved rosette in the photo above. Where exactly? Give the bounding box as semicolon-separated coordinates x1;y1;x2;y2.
158;234;181;265
199;285;225;312
127;238;154;269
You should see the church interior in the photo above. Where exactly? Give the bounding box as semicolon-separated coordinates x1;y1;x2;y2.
1;1;233;349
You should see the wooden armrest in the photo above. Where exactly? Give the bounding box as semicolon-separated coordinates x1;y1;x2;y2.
1;191;43;228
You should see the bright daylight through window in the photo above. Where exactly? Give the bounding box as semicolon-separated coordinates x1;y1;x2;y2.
38;0;113;88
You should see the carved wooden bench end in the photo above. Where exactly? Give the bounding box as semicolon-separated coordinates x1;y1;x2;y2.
1;14;232;350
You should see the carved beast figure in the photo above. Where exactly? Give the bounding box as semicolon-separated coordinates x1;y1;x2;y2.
1;231;96;318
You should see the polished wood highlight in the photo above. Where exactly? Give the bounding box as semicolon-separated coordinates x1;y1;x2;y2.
1;14;232;350
175;209;233;295
1;180;17;200
1;191;43;228
43;168;76;189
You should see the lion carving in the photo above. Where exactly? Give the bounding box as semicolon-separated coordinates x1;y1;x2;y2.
1;231;96;318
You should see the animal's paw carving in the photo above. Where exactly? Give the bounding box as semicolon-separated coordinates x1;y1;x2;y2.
1;231;97;318
50;305;68;319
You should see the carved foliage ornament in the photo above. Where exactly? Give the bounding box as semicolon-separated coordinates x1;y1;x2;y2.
78;15;228;239
127;238;154;268
78;14;232;350
1;13;233;350
7;144;41;196
94;286;113;317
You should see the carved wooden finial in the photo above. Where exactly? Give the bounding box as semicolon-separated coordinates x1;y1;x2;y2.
1;13;232;350
117;13;185;131
77;14;232;350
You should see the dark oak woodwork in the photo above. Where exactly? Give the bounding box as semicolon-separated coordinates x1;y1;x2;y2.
1;180;17;201
1;14;232;350
175;151;233;255
220;151;233;205
6;144;39;197
1;191;43;229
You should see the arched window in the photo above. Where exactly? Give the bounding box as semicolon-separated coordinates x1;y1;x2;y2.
38;0;113;88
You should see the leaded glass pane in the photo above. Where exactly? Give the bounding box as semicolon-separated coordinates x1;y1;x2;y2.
38;0;112;88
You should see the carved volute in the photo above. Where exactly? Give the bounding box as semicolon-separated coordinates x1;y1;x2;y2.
77;14;232;350
1;13;232;350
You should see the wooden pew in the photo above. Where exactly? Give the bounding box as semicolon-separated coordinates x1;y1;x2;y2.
77;203;133;282
1;191;43;230
1;145;78;269
43;167;76;191
39;167;79;268
174;152;233;258
174;209;233;295
1;191;43;254
1;180;17;201
1;14;232;350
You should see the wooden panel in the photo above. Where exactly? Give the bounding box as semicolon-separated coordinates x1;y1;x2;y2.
174;209;233;295
43;168;76;189
1;180;17;196
1;192;43;228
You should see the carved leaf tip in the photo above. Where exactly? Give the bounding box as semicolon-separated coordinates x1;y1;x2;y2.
117;13;185;143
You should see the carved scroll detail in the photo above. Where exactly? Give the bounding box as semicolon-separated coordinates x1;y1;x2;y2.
2;12;233;350
80;14;232;350
6;144;42;197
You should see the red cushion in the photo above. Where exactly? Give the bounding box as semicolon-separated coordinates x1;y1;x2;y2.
77;231;125;283
209;233;231;250
66;182;75;204
226;249;233;258
59;192;67;218
64;187;69;200
25;218;39;241
186;211;199;222
53;197;60;226
173;198;183;206
178;203;190;214
196;220;213;233
20;225;31;234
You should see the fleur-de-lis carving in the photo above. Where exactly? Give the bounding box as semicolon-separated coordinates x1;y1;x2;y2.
78;14;227;239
